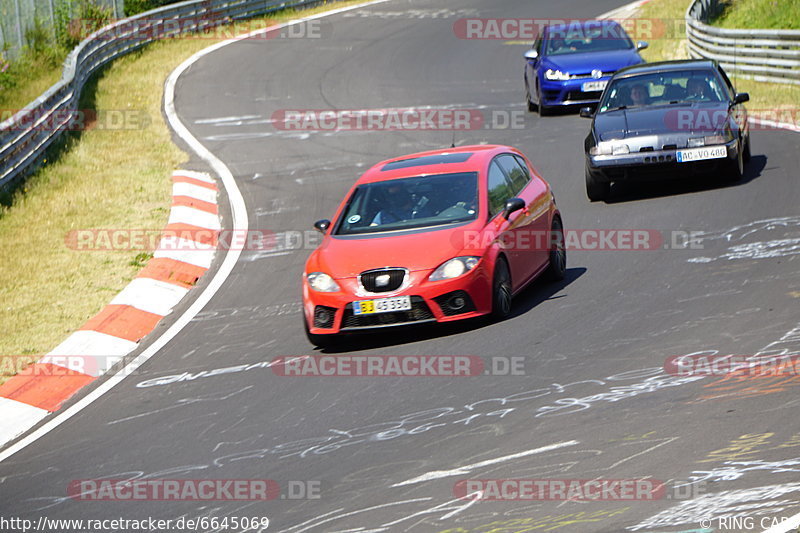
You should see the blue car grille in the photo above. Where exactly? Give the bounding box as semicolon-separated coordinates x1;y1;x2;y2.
566;90;602;101
569;70;614;80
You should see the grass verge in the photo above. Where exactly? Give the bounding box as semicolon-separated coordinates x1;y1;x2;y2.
711;0;800;30
0;0;365;386
635;0;800;111
0;54;66;112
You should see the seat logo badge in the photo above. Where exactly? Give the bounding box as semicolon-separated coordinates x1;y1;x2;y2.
376;274;391;287
592;69;603;79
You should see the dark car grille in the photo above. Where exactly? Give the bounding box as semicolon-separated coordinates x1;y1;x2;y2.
360;268;406;293
643;154;675;163
341;296;434;329
602;158;723;180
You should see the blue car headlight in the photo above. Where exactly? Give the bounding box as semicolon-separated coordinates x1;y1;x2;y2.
545;69;571;81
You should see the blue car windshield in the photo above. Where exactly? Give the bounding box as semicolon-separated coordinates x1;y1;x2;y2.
335;172;479;235
545;28;633;55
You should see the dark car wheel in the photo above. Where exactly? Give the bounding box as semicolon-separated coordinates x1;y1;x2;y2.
585;166;610;201
491;257;513;320
724;139;744;182
304;317;339;349
545;217;566;281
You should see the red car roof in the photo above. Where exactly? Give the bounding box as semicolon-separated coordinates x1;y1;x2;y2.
357;144;523;183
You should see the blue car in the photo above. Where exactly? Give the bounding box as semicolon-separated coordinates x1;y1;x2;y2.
524;20;648;116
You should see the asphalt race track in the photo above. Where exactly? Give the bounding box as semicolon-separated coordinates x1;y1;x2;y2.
2;0;800;531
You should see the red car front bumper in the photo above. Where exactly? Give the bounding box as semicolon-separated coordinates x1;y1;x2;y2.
303;263;493;335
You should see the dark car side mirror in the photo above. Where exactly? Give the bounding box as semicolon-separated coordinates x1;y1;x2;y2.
524;49;539;61
636;41;649;51
580;106;594;118
733;92;750;105
313;219;331;234
502;198;526;220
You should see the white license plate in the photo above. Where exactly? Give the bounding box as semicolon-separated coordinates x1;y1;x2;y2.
676;145;727;163
353;296;412;315
582;81;607;92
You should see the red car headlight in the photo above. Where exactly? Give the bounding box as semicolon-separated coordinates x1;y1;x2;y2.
307;272;341;292
429;256;480;281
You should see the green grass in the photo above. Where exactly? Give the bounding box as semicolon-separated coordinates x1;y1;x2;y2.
711;0;800;30
0;50;67;111
633;0;691;63
0;0;365;386
633;0;800;111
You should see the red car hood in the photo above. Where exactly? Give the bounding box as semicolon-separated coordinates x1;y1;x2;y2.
311;223;482;279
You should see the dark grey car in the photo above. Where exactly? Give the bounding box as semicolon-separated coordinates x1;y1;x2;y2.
581;60;751;201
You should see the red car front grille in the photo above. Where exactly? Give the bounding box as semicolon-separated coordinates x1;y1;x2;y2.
360;268;406;293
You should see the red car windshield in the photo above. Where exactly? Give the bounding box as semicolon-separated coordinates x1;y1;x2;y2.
334;172;479;236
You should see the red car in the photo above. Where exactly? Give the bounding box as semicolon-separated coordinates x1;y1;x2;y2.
302;145;565;347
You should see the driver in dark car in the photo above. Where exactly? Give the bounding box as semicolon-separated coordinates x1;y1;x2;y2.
629;83;649;106
686;78;713;101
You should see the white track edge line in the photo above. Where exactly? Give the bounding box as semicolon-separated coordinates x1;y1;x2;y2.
0;0;391;463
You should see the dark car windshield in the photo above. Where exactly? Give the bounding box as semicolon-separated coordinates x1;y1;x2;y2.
335;172;479;236
545;25;633;55
598;69;728;112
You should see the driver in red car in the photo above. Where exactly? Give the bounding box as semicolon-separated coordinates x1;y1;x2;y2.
371;185;415;226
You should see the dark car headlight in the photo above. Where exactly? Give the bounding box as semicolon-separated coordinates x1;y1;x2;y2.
687;134;731;147
590;142;629;156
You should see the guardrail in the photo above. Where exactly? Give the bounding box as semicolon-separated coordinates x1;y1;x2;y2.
0;0;331;191
686;0;800;86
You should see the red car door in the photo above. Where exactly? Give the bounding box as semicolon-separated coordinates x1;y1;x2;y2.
495;154;550;287
486;160;526;292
